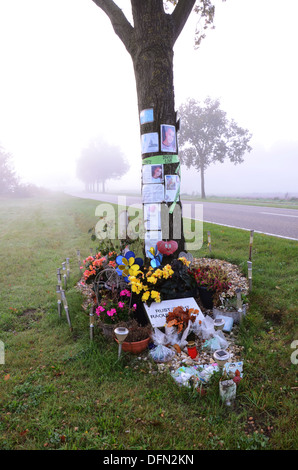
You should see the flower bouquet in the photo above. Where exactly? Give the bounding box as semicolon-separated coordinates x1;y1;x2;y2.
165;306;198;334
128;257;197;306
82;251;117;285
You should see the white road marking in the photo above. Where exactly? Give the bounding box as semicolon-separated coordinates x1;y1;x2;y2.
261;211;298;218
185;217;298;241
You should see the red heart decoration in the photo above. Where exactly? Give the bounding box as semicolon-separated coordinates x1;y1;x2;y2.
157;240;178;255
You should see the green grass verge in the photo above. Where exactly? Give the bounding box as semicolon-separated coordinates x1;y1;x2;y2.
0;193;297;450
180;195;298;210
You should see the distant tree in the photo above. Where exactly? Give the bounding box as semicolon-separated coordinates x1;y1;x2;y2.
178;97;252;198
76;138;130;192
0;145;19;194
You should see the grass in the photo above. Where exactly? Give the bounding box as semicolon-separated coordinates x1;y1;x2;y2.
0;192;297;450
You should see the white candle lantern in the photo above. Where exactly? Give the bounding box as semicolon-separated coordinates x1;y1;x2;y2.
214;318;225;331
213;349;230;368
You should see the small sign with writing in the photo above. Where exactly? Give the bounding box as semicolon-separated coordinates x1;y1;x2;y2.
144;297;204;328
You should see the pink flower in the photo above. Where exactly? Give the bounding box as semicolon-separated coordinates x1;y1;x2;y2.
95;305;105;316
133;304;137;310
120;289;131;297
107;308;117;317
118;301;125;308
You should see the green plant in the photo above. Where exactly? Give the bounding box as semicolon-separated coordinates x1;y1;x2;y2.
192;264;231;303
95;288;136;325
82;250;118;285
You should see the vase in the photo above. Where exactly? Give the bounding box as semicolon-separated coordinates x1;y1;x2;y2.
198;286;214;309
116;337;150;354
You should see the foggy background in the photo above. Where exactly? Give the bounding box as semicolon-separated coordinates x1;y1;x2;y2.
0;0;297;198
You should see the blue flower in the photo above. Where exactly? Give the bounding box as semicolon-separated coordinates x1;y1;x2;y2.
116;251;143;281
146;246;163;268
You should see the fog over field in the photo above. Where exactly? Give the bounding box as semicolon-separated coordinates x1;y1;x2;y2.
0;0;297;198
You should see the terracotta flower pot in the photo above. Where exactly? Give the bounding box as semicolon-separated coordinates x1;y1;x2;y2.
116;337;150;354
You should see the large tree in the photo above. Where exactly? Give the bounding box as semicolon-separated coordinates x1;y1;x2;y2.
76;138;129;192
178;97;252;198
91;0;219;255
0;145;19;194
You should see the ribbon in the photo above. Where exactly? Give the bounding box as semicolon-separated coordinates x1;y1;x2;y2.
142;155;180;165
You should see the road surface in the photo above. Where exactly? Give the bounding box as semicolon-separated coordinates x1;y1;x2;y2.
67;192;298;241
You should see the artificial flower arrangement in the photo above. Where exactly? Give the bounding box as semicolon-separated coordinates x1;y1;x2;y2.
165;306;199;333
128;256;197;306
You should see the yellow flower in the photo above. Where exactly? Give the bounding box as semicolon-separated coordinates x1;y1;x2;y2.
154;269;163;278
162;265;174;279
178;257;191;267
142;291;150;302
150;290;161;302
147;276;157;284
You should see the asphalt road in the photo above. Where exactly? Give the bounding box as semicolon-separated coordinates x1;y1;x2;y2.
67;192;298;241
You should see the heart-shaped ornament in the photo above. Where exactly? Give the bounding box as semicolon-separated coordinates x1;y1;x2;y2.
178;251;194;263
156;240;178;255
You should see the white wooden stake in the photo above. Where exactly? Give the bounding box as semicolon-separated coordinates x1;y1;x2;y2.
247;261;252;291
66;258;70;279
207;231;211;253
249;230;254;261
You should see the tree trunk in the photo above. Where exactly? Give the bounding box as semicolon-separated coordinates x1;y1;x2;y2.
130;2;185;256
90;0;197;257
200;165;206;199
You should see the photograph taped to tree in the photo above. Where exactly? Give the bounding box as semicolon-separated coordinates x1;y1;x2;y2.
140;108;154;125
165;175;180;202
144;203;161;231
144;230;162;255
161;124;177;152
141;132;159;154
142;164;164;184
142;183;164;204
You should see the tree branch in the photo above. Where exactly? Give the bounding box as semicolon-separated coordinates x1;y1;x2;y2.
91;0;134;52
171;0;196;45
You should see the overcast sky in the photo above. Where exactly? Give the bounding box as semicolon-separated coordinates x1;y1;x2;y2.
0;0;297;196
